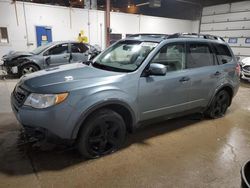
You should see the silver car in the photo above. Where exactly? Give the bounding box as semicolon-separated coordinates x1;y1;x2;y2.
11;33;240;158
2;41;101;77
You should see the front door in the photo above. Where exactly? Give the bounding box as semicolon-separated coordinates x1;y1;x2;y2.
139;43;191;121
70;43;89;62
44;43;70;67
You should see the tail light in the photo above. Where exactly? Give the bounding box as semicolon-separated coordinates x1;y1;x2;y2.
236;63;241;77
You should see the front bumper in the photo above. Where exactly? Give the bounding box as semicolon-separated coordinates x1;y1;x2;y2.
11;92;79;140
241;69;250;81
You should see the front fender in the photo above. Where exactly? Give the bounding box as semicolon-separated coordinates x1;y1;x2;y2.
70;89;138;139
20;57;43;69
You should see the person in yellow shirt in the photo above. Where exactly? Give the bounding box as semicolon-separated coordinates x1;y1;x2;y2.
77;31;88;43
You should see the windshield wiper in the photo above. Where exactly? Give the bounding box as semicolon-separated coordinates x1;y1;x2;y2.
92;62;131;72
82;60;93;66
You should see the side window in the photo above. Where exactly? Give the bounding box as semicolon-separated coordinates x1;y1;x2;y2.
71;43;89;53
186;43;214;69
151;43;185;72
48;44;68;55
213;44;232;64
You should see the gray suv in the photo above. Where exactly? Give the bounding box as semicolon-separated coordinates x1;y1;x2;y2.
11;33;240;158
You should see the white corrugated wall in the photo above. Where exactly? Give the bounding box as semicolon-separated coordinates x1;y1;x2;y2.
201;1;250;59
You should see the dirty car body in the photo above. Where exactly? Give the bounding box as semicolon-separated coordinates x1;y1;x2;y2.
11;33;240;158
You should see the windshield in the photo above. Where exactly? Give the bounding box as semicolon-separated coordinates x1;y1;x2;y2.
32;43;53;55
93;40;158;72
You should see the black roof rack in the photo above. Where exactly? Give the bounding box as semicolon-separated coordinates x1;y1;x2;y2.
167;33;225;42
127;33;168;39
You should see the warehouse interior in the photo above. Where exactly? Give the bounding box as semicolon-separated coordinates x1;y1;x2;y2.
0;0;250;187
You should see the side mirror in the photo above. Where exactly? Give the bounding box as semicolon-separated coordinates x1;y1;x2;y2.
148;63;167;76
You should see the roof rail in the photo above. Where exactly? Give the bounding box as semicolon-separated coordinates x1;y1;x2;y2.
167;33;225;42
127;33;168;39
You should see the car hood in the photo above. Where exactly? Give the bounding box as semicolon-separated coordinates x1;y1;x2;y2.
3;51;33;61
18;63;125;93
242;57;250;66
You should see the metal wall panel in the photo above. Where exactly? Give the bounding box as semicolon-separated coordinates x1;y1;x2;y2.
202;4;230;16
201;30;250;38
201;21;250;31
231;1;250;12
201;12;250;23
201;1;250;59
231;47;250;56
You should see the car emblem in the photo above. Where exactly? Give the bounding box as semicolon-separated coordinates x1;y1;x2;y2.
64;76;73;81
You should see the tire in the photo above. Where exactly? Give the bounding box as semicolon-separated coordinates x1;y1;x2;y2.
19;63;39;77
77;109;127;159
205;90;230;119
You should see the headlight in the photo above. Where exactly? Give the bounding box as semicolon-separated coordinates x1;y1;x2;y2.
24;93;68;109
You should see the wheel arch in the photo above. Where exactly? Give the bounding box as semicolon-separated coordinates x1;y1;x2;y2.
72;100;137;140
19;59;41;70
210;84;234;107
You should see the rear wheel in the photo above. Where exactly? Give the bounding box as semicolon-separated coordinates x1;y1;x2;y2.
19;64;39;77
206;90;230;119
77;109;126;159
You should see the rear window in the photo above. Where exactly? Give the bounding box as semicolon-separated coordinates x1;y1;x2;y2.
213;44;232;64
186;43;214;69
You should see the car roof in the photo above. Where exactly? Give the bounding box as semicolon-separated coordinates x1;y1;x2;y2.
48;41;89;46
125;33;227;45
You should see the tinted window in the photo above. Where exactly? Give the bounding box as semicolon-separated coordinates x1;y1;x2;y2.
71;43;89;53
151;43;185;72
213;44;232;64
48;44;68;55
186;43;214;68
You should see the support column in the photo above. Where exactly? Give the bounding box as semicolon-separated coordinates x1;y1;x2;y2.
105;0;110;47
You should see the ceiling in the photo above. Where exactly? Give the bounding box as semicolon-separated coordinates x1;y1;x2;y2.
98;0;246;20
20;0;246;20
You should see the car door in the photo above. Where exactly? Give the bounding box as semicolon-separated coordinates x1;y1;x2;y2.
43;43;70;67
70;43;89;62
185;42;223;109
138;42;191;121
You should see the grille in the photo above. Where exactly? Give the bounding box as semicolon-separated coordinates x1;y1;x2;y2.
243;66;250;72
13;86;28;106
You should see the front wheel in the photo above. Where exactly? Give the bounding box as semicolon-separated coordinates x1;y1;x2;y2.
77;109;126;159
19;64;39;77
205;90;230;119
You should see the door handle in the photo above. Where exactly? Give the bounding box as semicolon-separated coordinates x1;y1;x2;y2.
214;71;221;76
63;55;70;58
179;77;190;82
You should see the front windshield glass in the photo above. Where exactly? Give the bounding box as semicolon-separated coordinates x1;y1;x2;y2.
32;43;53;55
93;40;158;72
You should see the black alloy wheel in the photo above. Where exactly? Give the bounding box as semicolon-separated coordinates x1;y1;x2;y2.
77;109;126;159
206;90;230;119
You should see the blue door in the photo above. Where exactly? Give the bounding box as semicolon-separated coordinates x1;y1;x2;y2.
36;26;52;47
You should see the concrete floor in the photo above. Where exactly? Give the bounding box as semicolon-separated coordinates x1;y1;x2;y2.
0;79;249;188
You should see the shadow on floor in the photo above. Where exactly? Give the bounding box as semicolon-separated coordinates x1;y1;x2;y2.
0;113;204;176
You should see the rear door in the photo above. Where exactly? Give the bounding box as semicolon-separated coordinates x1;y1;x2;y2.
185;42;223;109
70;43;89;62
